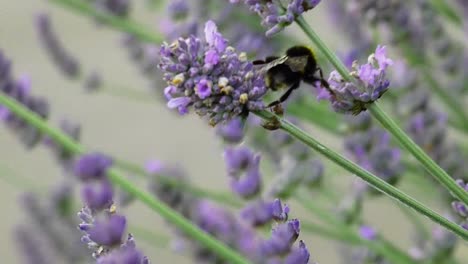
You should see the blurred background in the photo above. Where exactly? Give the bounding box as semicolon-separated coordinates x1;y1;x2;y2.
0;0;467;263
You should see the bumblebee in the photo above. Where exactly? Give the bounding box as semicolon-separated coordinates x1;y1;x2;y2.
254;46;331;108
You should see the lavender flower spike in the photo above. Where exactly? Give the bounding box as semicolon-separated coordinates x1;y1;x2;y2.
158;20;267;126
318;45;393;115
231;0;322;37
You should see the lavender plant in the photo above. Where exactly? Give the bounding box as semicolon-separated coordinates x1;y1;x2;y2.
1;0;468;263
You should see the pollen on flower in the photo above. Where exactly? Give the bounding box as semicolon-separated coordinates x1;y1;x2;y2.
108;204;117;214
171;73;185;85
239;93;249;104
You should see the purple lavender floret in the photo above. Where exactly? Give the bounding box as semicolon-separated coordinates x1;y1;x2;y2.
317;45;393;115
158;20;267;126
35;13;81;78
231;0;321;37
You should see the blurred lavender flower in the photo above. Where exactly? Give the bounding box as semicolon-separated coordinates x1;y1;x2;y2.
146;159;197;218
452;179;468;230
409;222;458;262
216;117;246;143
359;225;377;240
159;20;267;125
344;124;403;188
15;185;90;263
44;119;81;171
0;51;49;148
317;46;392;115
84;71;103;92
35;13;81;78
146;159;313;263
326;0;372;57
167;0;189;20
15;227;53;264
94;0;132;17
224;146;262;198
74;153;113;181
231;0;322;37
241;198;289;226
393;63;468;185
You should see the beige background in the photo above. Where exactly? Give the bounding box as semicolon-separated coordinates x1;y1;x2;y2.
0;0;466;263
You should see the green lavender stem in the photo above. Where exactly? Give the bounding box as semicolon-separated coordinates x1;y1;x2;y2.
294;16;468;206
428;0;463;27
0;93;251;264
253;110;468;240
49;0;162;44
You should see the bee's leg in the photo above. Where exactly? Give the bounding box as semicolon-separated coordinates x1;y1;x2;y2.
266;81;300;108
316;67;331;89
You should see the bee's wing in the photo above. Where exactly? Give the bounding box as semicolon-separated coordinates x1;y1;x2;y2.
253;55;289;75
284;55;309;72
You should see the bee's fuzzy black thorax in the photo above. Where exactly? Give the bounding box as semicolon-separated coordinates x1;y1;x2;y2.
285;46;315;58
